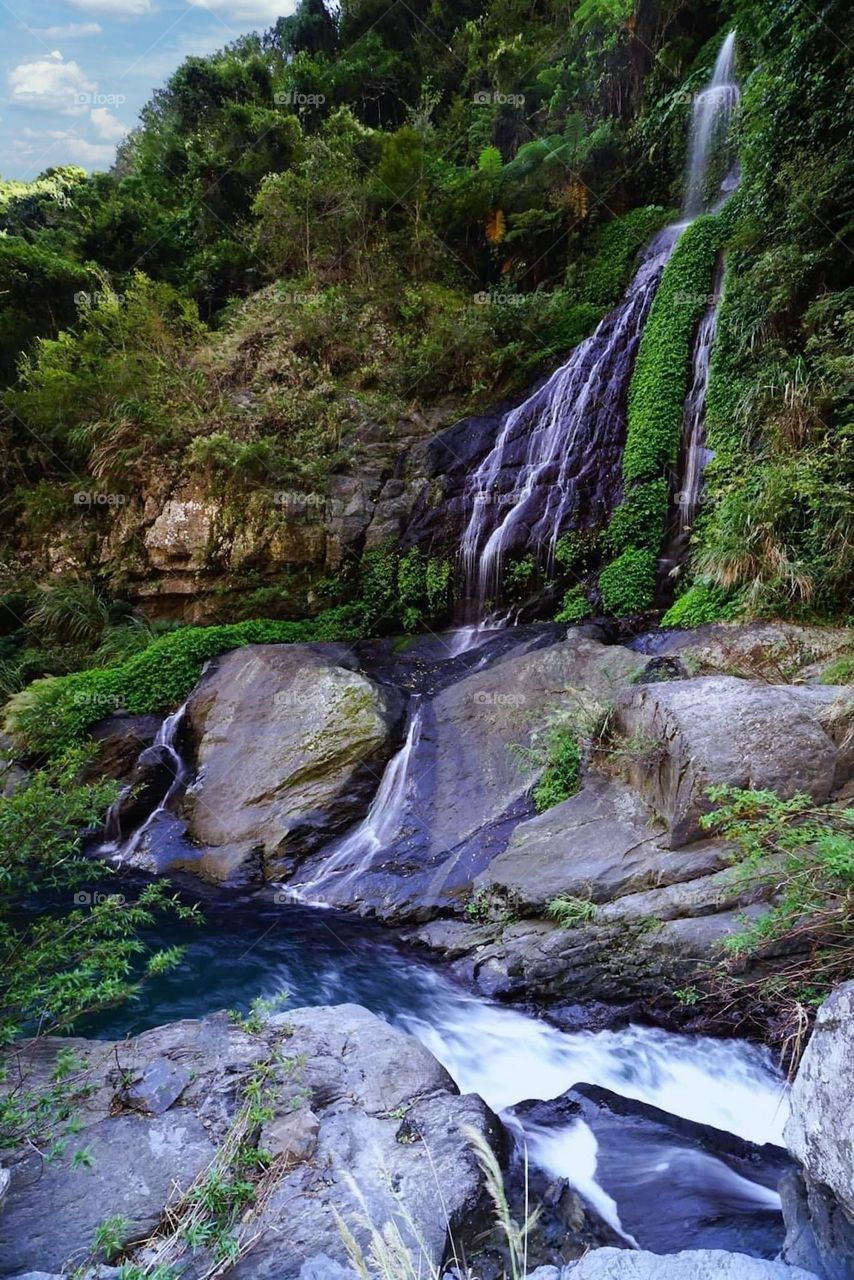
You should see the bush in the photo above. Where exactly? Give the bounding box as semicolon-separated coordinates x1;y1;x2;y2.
598;548;657;615
661;582;741;627
554;586;592;623
4;612;364;758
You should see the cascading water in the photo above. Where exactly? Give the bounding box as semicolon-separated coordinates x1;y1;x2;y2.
683;30;740;217
458;30;740;621
458;223;683;618
99;701;190;862
294;698;424;901
659;259;724;580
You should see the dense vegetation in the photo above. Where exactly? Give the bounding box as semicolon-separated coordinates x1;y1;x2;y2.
1;0;850;641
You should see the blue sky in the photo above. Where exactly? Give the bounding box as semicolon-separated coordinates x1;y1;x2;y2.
1;0;298;181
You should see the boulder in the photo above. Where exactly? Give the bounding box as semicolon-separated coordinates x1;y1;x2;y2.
181;643;404;882
477;775;731;911
84;713;162;782
0;1005;499;1280
562;1249;819;1278
300;633;641;917
783;981;854;1279
613;677;853;847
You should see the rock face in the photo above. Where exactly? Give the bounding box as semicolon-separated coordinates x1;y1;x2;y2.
782;982;854;1279
478;775;731;910
300;631;642;918
181;643;404;882
553;1248;820;1278
613;677;854;847
0;1005;498;1279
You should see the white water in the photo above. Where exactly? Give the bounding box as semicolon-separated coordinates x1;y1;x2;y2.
296;701;424;899
405;993;788;1147
684;31;740;217
99;701;190;862
400;984;787;1245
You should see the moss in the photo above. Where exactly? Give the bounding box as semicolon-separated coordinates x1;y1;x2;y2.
819;654;854;685
602;478;669;555
598;548;657;615
661;582;741;627
4;610;365;759
572;206;674;308
554;586;592;623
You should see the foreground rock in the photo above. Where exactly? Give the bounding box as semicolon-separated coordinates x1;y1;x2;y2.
515;1082;790;1258
782;981;854;1279
530;1248;819;1277
0;1005;497;1279
180;644;404;882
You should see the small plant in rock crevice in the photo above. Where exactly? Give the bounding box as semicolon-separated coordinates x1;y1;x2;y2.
546;895;598;926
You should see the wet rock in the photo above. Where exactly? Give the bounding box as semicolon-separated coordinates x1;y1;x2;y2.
613;677;853;847
105;743;176;838
85;713;162;782
120;1057;191;1115
305;633;641;918
0;734;28;797
181;643;404;882
562;1249;820;1278
515;1083;790;1257
783;981;854;1279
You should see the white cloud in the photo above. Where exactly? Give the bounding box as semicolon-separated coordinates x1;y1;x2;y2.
68;0;152;13
36;22;104;37
7;54;96;114
15;126;117;169
187;0;297;23
90;106;127;141
66;136;117;165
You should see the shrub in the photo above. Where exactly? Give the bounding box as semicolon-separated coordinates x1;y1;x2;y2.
598;548;657;615
546;895;597;926
661;582;741;627
532;728;582;812
555;586;592;623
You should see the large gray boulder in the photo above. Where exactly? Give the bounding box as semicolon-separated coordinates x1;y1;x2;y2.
559;1248;819;1277
302;633;641;917
477;775;731;911
180;643;403;881
613;677;853;847
0;1006;498;1279
782;982;854;1279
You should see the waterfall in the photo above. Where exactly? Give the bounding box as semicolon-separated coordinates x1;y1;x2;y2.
683;31;740;217
659;259;724;580
458;224;683;618
294;699;424;901
661;36;740;581
99;701;190;862
456;31;739;622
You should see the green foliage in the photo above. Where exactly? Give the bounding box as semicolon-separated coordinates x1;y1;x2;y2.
602;479;669;555
598;548;657;615
661;582;741;627
532;728;582;812
819;655;854;686
3;614;362;758
701;786;854;1008
546;895;597;926
554;586;592;623
570;206;672;308
93;1215;131;1262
